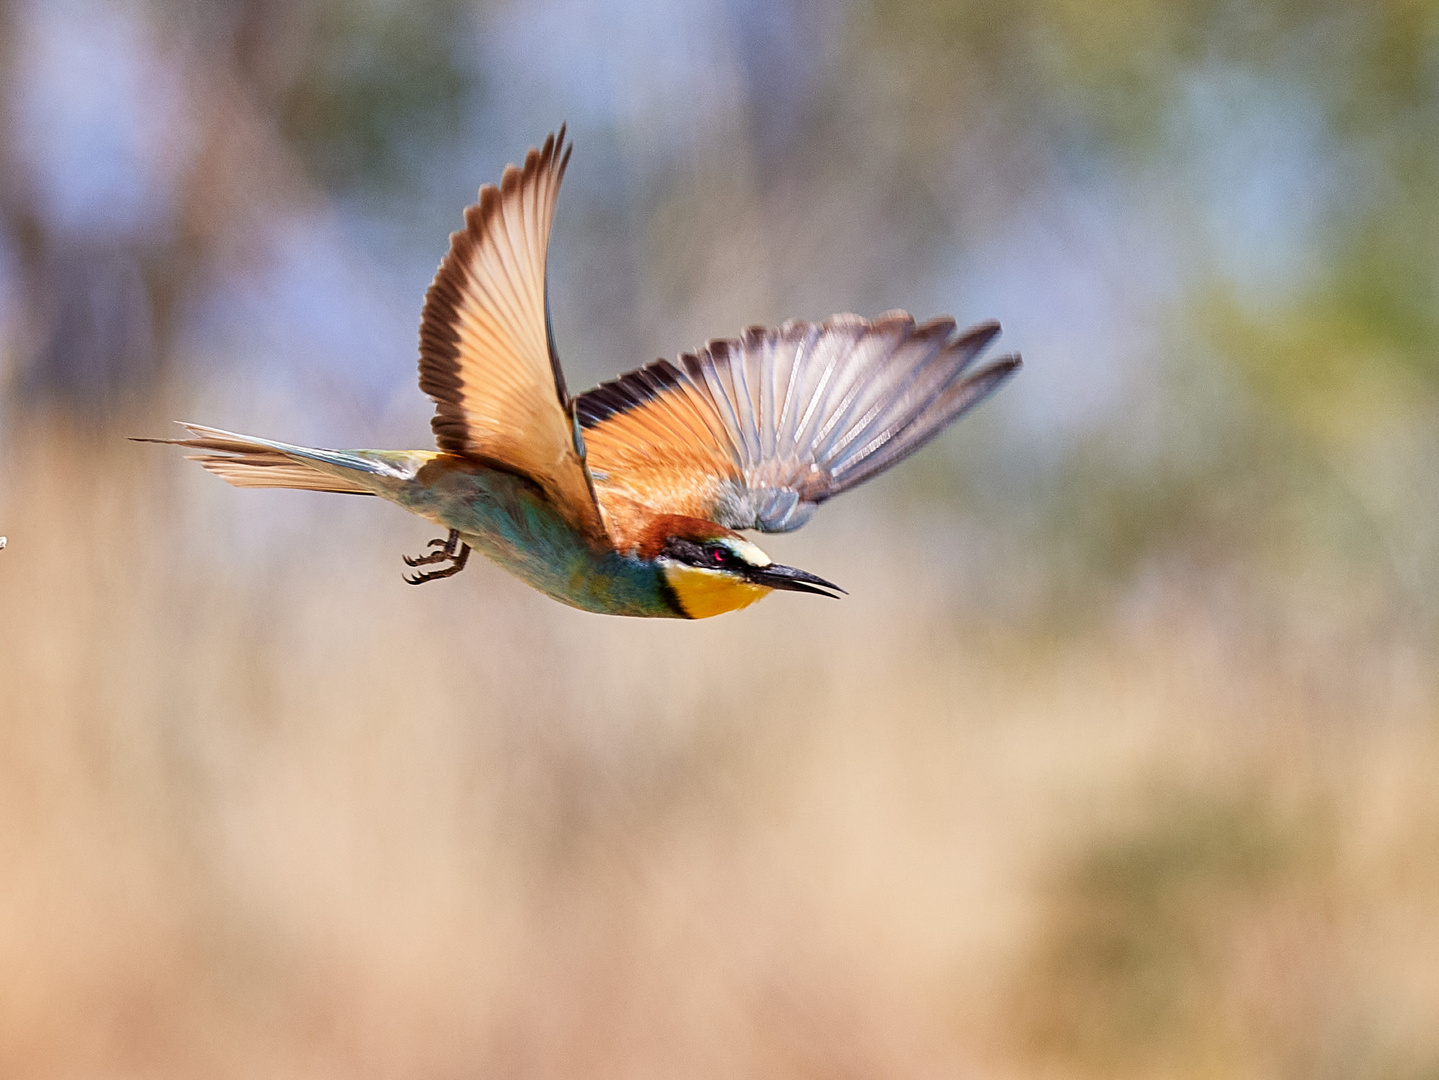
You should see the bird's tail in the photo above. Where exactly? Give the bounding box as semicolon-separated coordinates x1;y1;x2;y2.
134;423;432;496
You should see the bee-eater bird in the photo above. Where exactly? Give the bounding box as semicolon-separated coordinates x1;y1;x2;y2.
141;128;1019;619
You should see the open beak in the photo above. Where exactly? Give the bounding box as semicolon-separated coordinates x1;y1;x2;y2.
747;563;847;599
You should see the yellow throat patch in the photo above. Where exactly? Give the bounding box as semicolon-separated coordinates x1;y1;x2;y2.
662;563;773;619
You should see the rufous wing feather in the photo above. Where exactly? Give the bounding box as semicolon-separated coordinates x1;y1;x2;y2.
418;126;605;542
575;312;1019;551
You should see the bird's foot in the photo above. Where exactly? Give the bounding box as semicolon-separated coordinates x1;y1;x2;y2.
403;529;464;566
402;530;471;584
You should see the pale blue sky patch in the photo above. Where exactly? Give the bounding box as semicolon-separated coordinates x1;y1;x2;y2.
7;0;191;239
1169;64;1345;301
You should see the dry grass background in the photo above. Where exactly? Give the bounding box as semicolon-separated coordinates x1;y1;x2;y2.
3;420;1437;1079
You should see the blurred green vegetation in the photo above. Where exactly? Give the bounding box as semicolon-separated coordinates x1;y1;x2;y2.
277;0;477;190
1016;786;1439;1079
1018;793;1321;1074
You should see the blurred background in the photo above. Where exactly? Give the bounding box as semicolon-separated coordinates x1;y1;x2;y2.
2;0;1438;1075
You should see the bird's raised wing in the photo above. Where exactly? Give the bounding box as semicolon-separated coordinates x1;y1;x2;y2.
575;312;1019;548
418;126;605;541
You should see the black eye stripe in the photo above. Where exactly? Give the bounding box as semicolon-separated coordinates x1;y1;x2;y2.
660;537;743;570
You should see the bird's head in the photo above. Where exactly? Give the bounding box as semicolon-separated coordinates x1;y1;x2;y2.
644;516;844;619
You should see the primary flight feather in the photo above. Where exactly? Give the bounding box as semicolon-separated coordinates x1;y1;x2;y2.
140;128;1020;619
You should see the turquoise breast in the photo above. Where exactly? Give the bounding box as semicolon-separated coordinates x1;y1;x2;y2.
394;458;683;618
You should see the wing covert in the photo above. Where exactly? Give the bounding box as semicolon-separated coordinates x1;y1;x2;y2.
576;312;1018;547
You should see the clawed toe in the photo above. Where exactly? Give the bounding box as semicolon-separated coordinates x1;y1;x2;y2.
402;530;470;584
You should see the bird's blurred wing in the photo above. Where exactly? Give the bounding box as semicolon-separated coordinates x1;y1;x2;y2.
575;312;1019;543
418;126;604;541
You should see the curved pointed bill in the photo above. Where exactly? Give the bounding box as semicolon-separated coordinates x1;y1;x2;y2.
746;563;846;599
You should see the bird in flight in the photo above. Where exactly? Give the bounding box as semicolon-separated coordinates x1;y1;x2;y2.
141;129;1019;619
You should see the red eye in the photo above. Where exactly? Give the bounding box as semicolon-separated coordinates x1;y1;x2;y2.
712;549;725;563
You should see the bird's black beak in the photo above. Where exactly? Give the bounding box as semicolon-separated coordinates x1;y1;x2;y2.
747;563;846;599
